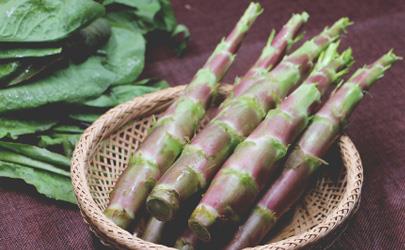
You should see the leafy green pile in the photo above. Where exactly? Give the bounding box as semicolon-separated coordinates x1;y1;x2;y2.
0;0;188;203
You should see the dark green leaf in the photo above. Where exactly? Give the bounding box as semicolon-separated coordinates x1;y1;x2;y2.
39;133;81;147
105;0;161;14
38;133;81;157
102;0;161;23
0;0;105;42
171;24;190;55
1;18;112;85
83;80;169;107
0;47;62;59
0;117;56;139
102;0;178;34
64;18;112;63
157;0;177;32
104;14;145;85
0;141;70;170
0;56;116;113
52;125;84;134
6;56;64;86
69;112;101;123
133;79;151;85
103;10;140;31
0;160;75;203
0;61;21;82
0;16;152;113
0;150;70;177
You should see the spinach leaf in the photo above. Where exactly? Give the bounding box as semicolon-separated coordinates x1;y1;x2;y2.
0;150;70;177
103;26;145;85
102;0;182;36
69;112;101;124
156;0;177;32
52;125;84;134
0;160;75;203
0;56;116;113
6;56;64;86
0;141;70;170
0;61;21;81
64;18;112;63
3;18;112;86
132;0;162;23
0;47;62;59
103;0;161;24
69;80;169;121
0;0;105;42
0;117;56;139
38;133;81;157
171;24;190;55
84;80;169;107
103;1;189;55
0;16;151;113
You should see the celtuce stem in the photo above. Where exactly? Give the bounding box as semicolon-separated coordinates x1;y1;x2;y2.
146;17;351;224
225;51;400;249
104;2;263;229
175;229;200;250
188;43;353;242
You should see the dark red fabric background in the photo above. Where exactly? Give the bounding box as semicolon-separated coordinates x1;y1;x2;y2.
1;0;404;249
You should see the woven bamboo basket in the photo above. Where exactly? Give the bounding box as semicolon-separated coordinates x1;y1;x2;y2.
71;85;363;250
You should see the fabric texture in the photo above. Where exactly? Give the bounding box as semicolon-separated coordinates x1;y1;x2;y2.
0;0;404;249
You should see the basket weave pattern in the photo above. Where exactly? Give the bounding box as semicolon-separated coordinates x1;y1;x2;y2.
71;85;363;250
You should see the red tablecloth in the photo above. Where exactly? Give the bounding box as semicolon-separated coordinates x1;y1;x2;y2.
1;0;404;249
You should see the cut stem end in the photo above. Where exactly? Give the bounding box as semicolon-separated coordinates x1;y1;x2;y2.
146;190;179;222
104;208;133;229
188;204;219;242
188;220;211;242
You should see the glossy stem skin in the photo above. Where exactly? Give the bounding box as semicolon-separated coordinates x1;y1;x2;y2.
147;18;351;223
140;218;165;243
140;192;203;245
225;51;400;250
104;2;263;229
188;44;353;242
175;229;200;250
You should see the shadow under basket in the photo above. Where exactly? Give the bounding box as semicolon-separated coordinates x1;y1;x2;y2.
71;85;363;250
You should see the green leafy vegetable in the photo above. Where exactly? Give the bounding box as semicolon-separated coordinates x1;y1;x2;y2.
0;0;105;42
0;47;62;59
52;125;84;134
102;0;188;43
0;56;116;113
0;141;70;170
64;18;112;63
103;16;145;85
6;56;64;86
0;61;20;81
0;117;56;139
83;80;169;107
69;112;101;123
38;133;81;157
171;24;191;55
0;0;186;204
155;0;177;32
0;150;70;177
0;18;152;113
102;0;161;26
0;160;75;203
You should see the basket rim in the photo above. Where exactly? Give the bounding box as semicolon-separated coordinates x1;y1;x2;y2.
71;85;363;250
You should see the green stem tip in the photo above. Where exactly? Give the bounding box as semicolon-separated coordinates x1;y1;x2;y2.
380;49;402;66
234;2;263;34
289;11;310;25
324;17;353;41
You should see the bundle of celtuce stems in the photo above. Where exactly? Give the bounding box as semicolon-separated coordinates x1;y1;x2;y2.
105;3;400;249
